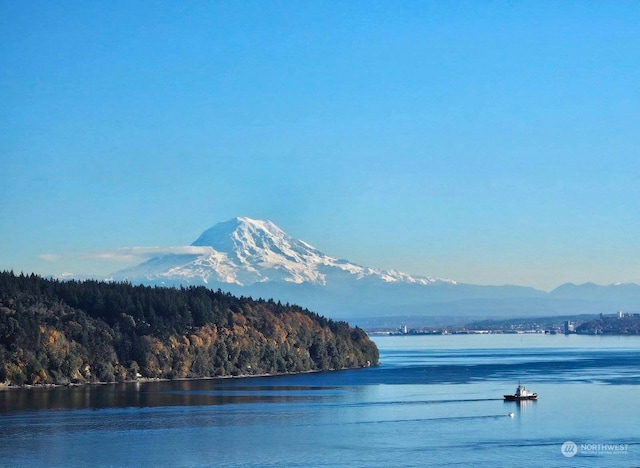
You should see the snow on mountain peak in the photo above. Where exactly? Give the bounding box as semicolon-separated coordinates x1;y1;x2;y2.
115;217;454;287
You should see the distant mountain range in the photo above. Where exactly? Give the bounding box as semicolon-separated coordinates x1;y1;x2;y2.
112;217;640;322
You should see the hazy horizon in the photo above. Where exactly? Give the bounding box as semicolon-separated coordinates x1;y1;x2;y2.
8;215;639;294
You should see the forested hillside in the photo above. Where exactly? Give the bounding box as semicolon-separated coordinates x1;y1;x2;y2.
576;314;640;335
0;271;378;386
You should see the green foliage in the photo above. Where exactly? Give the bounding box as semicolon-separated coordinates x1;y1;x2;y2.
0;271;379;385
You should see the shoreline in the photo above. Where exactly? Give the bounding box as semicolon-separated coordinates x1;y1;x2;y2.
0;366;369;391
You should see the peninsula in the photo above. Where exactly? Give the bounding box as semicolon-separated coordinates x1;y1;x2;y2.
0;271;379;386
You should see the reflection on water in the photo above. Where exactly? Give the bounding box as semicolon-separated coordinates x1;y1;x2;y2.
1;334;640;468
504;398;536;415
3;334;640;414
0;381;343;413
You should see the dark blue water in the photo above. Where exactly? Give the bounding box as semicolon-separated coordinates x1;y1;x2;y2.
1;334;639;467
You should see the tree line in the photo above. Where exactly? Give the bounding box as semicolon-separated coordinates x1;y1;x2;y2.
576;314;640;335
0;271;379;385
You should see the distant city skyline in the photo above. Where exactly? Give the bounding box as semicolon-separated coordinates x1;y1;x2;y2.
2;2;640;291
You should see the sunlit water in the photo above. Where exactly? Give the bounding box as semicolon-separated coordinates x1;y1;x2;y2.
1;334;639;467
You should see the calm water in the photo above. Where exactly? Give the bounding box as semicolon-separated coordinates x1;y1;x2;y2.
1;334;639;467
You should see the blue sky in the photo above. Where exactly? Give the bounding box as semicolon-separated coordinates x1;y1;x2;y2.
2;1;639;290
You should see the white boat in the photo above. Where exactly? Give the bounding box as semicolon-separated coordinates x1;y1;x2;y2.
503;384;538;401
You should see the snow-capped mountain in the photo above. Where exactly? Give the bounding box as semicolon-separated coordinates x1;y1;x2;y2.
113;217;639;320
115;217;454;288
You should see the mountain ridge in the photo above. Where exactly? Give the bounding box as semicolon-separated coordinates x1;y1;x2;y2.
115;216;454;288
112;217;640;320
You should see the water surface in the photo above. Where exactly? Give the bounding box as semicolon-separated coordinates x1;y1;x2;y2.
1;334;638;467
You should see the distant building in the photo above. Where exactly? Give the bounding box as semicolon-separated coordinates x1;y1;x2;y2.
564;320;575;334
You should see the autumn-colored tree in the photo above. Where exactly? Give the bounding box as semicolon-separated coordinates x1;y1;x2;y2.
0;271;379;386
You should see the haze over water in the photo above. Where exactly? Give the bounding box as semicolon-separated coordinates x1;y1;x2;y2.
1;334;638;467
